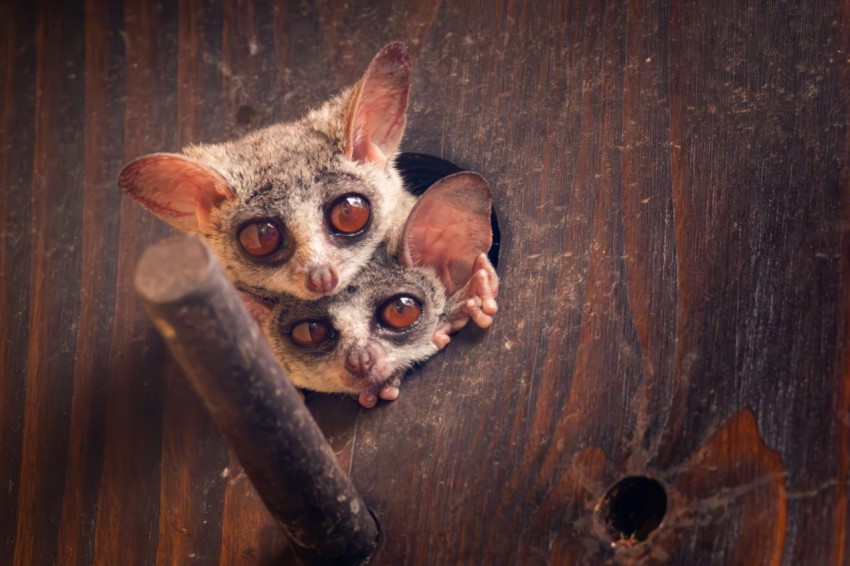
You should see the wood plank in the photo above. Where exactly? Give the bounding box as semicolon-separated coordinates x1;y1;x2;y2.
835;1;850;560
55;0;126;563
12;0;85;563
665;0;848;562
0;2;37;561
92;0;178;562
621;0;677;462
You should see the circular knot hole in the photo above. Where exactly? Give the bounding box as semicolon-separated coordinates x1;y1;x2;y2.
596;476;667;544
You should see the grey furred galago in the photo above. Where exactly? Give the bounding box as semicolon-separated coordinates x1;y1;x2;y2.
118;43;499;406
242;172;498;408
119;43;415;300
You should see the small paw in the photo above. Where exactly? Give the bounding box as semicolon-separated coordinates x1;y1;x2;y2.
432;322;453;349
358;391;378;409
357;377;403;408
450;253;500;330
461;270;497;328
378;377;401;401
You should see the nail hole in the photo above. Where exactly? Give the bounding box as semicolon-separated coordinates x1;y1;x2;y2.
596;476;667;545
236;104;256;126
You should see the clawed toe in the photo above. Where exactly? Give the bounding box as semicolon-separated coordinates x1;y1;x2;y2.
358;376;403;408
378;379;401;401
450;255;499;331
432;322;453;348
358;391;378;409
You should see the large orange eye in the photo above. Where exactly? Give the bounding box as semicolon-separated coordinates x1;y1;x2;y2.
328;194;370;234
289;320;332;348
378;296;422;330
238;221;283;258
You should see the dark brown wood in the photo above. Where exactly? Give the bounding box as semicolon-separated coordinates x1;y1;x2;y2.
1;0;849;564
0;1;37;561
135;236;379;565
92;1;175;563
11;2;85;564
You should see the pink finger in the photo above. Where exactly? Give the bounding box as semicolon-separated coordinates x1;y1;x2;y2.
358;392;378;408
378;385;400;401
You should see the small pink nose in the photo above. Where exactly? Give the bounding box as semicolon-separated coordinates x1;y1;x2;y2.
344;348;374;379
306;265;338;295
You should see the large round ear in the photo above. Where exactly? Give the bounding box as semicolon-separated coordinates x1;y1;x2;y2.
343;42;411;166
400;172;493;295
118;153;234;233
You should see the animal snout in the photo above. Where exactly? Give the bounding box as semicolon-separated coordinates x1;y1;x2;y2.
306;265;339;295
344;347;376;379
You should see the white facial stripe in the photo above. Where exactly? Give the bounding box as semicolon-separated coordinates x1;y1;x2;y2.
329;299;373;348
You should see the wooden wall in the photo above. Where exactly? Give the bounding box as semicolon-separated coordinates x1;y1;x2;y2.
1;0;849;563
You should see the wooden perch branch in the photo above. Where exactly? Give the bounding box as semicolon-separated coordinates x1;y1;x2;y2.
134;236;379;565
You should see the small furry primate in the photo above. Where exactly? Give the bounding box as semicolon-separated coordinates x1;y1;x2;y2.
119;42;500;397
119;42;418;300
243;172;498;408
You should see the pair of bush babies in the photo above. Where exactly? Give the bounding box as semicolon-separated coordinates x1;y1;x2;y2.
119;43;499;408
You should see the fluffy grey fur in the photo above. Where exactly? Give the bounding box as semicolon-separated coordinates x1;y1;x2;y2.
119;42;416;300
190;94;415;300
119;42;501;402
262;247;447;395
248;171;499;400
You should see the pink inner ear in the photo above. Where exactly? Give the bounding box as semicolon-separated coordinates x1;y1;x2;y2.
401;172;493;295
238;292;275;325
118;153;234;233
344;42;411;165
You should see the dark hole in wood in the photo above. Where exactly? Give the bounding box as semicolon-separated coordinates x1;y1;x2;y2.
597;476;667;544
236;104;256;126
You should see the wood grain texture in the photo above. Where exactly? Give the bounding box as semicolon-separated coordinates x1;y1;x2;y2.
13;1;85;563
1;0;849;564
56;0;125;563
0;1;37;560
154;2;229;563
92;0;176;563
